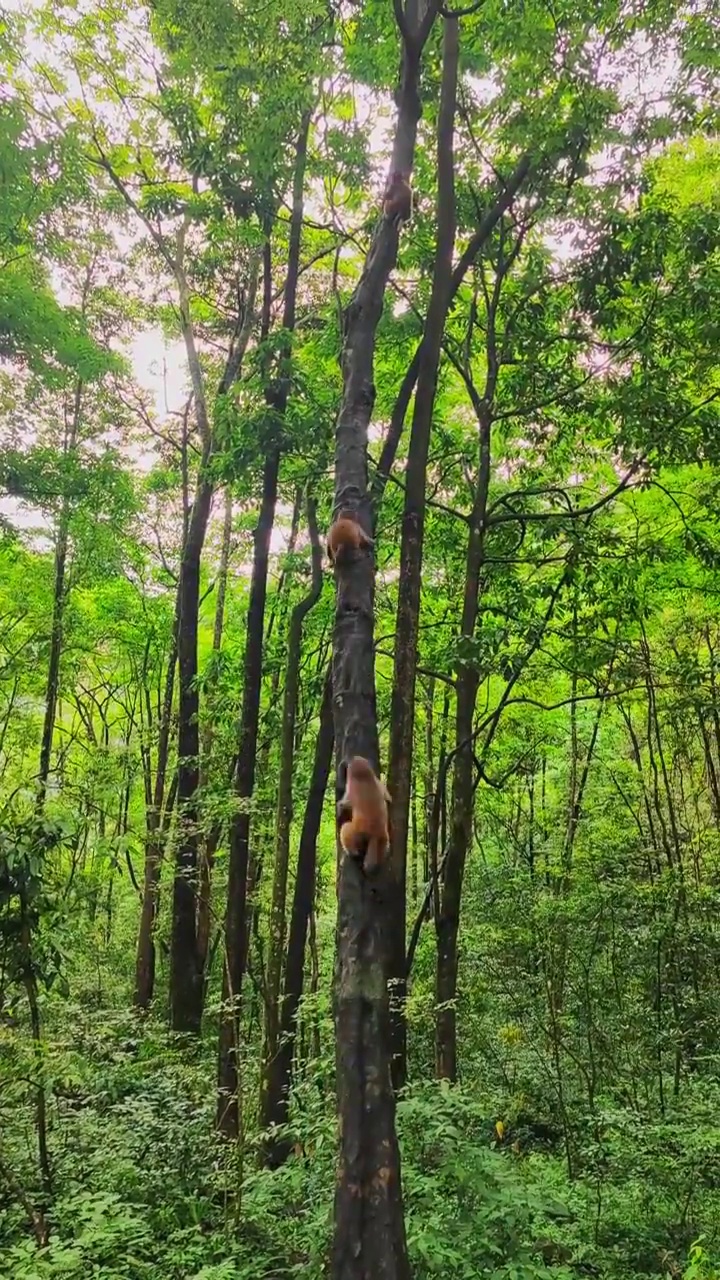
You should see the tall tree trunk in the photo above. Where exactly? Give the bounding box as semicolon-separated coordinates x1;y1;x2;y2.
370;155;532;519
169;227;259;1033
37;517;68;806
134;610;178;1009
386;16;459;1092
434;521;485;1080
213;486;234;652
217;108;311;1137
432;207;524;1079
261;670;333;1161
245;487;304;976
435;551;569;1078
196;487;234;975
170;461;214;1032
260;498;323;1121
330;8;441;1276
217;446;278;1122
37;378;83;806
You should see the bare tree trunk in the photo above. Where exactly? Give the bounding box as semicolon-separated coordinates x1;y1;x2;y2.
386;16;458;1091
37;520;68;805
260;498;323;1121
196;487;234;975
135;610;178;1009
370;155;533;519
435;528;484;1080
20;908;52;1202
213;487;234;652
435;559;570;1078
170;460;215;1033
260;669;333;1160
245;487;304;983
217;109;311;1137
169;226;259;1035
37;379;84;806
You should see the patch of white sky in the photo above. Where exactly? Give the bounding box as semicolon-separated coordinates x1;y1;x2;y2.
1;0;693;552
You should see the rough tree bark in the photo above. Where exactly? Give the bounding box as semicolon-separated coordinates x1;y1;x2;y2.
217;108;311;1136
330;4;440;1276
260;669;334;1162
386;14;458;1092
260;497;323;1129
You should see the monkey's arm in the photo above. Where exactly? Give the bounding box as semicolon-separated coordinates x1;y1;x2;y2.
337;797;352;824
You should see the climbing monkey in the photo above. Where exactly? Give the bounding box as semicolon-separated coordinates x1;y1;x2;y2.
383;171;412;225
338;756;391;874
327;510;374;566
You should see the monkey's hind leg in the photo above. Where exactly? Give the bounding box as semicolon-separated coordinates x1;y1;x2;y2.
340;820;364;861
362;834;386;875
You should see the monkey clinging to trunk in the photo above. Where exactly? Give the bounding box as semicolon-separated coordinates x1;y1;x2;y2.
338;756;391;874
327;510;374;566
383;170;412;225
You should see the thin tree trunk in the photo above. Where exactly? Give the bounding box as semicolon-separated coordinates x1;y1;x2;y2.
370;154;533;519
37;520;68;806
262;671;333;1156
196;487;234;974
37;379;83;806
428;682;451;920
217;108;311;1137
27;380;82;1201
170;459;215;1033
169;231;259;1034
217;446;279;1124
432;203;533;1079
260;497;323;1124
386;16;459;1092
435;559;569;1078
135;612;178;1009
434;262;497;1076
246;486;304;978
213;486;234;652
423;675;435;892
435;525;484;1080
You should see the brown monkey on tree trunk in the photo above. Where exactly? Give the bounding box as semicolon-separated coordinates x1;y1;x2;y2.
383;171;412;225
327;511;374;566
338;756;391;874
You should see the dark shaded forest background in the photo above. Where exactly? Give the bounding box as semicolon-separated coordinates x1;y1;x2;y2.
1;0;720;1276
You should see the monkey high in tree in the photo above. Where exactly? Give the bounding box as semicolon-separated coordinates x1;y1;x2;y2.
337;756;391;874
383;171;412;225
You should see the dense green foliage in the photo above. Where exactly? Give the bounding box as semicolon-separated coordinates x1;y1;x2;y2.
1;0;720;1276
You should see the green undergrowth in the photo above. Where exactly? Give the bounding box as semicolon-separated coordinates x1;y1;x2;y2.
1;1008;719;1279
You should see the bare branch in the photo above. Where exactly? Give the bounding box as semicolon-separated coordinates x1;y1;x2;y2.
486;461;643;529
